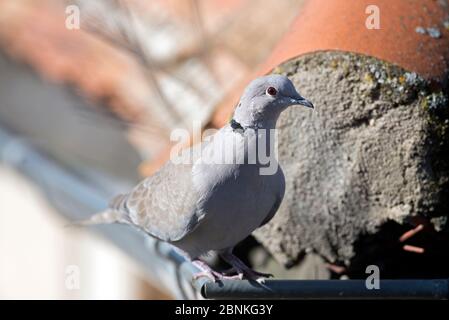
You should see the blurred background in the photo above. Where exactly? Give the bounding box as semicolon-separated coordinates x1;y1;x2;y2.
0;0;303;299
1;0;449;300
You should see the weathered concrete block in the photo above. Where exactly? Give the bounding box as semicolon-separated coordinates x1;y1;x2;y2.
254;52;449;272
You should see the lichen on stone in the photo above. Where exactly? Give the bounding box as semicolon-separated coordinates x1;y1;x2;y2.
253;51;449;273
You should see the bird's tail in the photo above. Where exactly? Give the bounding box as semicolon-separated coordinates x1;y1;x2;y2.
67;194;130;228
69;210;127;227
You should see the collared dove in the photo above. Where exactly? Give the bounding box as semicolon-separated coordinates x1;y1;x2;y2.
84;75;313;281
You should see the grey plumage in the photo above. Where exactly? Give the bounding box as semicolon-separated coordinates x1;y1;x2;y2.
86;75;313;279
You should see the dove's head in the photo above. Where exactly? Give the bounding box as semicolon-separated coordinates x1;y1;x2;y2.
232;75;313;129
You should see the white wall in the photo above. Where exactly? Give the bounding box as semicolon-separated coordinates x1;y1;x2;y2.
0;165;161;299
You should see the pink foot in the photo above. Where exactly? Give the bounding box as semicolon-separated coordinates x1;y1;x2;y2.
191;260;243;282
219;252;273;282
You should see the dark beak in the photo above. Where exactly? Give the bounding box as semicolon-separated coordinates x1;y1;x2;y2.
289;96;314;109
296;97;314;109
286;92;314;109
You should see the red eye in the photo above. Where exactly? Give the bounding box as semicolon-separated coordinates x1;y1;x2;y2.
266;87;277;96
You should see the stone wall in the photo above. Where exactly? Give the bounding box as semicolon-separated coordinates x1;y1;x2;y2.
254;51;449;277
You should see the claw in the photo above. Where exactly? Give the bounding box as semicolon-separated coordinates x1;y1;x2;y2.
192;271;216;282
242;269;273;283
249;270;273;278
192;260;243;282
219;252;273;281
192;254;273;283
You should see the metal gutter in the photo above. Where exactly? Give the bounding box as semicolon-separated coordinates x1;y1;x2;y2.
203;279;449;300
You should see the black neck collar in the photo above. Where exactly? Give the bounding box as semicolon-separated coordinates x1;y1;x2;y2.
230;118;259;133
230;118;244;132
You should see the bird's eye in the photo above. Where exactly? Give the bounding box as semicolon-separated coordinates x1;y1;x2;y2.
266;87;277;96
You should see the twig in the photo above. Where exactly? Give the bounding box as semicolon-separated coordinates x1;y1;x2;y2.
399;224;424;242
403;245;425;254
